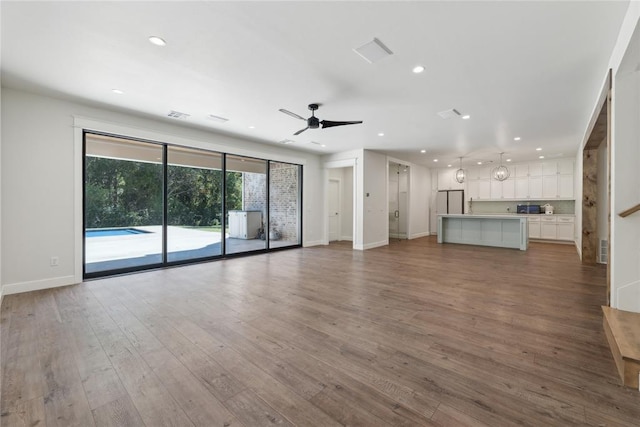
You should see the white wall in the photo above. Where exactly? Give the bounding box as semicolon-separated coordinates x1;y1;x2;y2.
1;88;324;295
341;167;354;240
611;22;640;311
408;163;431;239
583;2;640;312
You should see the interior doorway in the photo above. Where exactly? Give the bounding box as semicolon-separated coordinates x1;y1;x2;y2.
327;166;354;243
389;161;409;241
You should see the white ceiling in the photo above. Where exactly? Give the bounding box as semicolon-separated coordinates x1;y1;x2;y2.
1;1;629;168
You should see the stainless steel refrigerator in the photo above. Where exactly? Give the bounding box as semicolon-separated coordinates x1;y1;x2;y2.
436;190;464;215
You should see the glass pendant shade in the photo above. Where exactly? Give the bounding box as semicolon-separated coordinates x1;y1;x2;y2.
492;153;510;181
455;157;465;183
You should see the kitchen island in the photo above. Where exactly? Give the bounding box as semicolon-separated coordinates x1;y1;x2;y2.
437;214;528;250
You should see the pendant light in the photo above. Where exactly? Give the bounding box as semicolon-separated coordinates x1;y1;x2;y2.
455;157;466;183
492;152;510;181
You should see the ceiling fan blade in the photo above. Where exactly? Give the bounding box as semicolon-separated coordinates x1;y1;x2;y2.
320;120;363;129
294;127;309;135
279;109;306;121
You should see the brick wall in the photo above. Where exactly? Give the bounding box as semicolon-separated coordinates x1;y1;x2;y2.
242;164;300;242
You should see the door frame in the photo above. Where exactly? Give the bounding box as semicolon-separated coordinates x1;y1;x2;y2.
323;159;358;248
387;157;411;240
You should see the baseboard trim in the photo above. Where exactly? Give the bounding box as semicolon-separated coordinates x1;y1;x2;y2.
0;287;4;308
409;231;431;239
340;236;353;241
303;240;324;248
2;275;77;296
362;240;388;250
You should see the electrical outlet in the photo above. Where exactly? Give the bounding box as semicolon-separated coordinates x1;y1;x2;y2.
50;256;59;267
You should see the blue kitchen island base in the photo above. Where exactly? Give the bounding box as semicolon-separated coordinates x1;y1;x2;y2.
437;214;528;251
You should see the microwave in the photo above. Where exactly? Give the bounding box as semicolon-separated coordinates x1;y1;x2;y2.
517;204;541;214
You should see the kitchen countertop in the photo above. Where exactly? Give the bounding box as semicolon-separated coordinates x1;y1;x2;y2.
438;214;528;220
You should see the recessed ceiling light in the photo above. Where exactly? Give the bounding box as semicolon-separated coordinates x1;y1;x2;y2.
433;159;438;162
420;149;426;153
321;144;326;147
536;147;542;151
506;158;512;162
111;89;123;94
412;65;425;74
514;137;521;141
447;164;452;168
378;132;384;136
461;115;470;120
248;125;255;129
477;161;482;165
148;36;166;46
539;155;545;159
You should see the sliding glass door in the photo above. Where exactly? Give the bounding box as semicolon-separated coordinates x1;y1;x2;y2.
84;132;302;278
84;134;163;274
225;155;267;254
167;146;223;262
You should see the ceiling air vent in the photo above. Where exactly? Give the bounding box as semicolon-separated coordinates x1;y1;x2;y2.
437;108;461;119
353;38;394;64
207;114;228;123
167;110;190;120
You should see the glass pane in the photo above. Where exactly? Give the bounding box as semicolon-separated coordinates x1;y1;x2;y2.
225;155;267;254
84;134;163;274
167;146;223;262
269;162;301;247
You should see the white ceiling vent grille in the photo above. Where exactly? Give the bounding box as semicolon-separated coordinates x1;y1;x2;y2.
167;110;190;120
437;108;461;119
207;114;228;123
353;38;394;63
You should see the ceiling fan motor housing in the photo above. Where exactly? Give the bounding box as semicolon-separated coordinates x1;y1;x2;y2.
308;116;320;129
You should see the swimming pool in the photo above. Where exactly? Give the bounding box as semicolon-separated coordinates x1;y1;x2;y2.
85;228;151;238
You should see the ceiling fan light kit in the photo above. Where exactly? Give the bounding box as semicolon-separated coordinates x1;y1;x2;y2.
279;103;363;136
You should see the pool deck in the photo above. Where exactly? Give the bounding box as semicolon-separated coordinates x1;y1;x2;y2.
85;226;297;273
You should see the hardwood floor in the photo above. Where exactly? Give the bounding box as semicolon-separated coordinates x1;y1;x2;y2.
1;237;639;426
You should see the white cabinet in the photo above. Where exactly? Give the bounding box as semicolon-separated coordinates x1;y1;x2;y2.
515;177;528;198
558;174;574;198
529;163;543;177
532;215;575;241
502;179;515;199
558;159;574;175
228;210;262;239
491;179;515;199
515;164;529;178
556;216;575;241
542;175;558;198
540;216;557;239
529;176;543;199
528;216;541;239
467;180;479;200
437;168;464;190
478;180;491;199
542;161;557;176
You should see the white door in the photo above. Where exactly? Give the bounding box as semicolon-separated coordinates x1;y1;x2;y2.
328;179;340;241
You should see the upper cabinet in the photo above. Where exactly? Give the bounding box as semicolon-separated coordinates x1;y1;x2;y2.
437;168;465;190
462;158;574;201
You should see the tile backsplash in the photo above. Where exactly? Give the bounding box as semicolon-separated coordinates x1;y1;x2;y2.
469;200;575;215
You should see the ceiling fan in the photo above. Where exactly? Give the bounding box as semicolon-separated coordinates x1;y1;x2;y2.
279;103;363;135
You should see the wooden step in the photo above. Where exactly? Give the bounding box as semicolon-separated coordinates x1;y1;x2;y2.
602;306;640;389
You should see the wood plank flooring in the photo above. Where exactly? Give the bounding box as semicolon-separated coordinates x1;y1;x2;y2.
2;237;639;426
